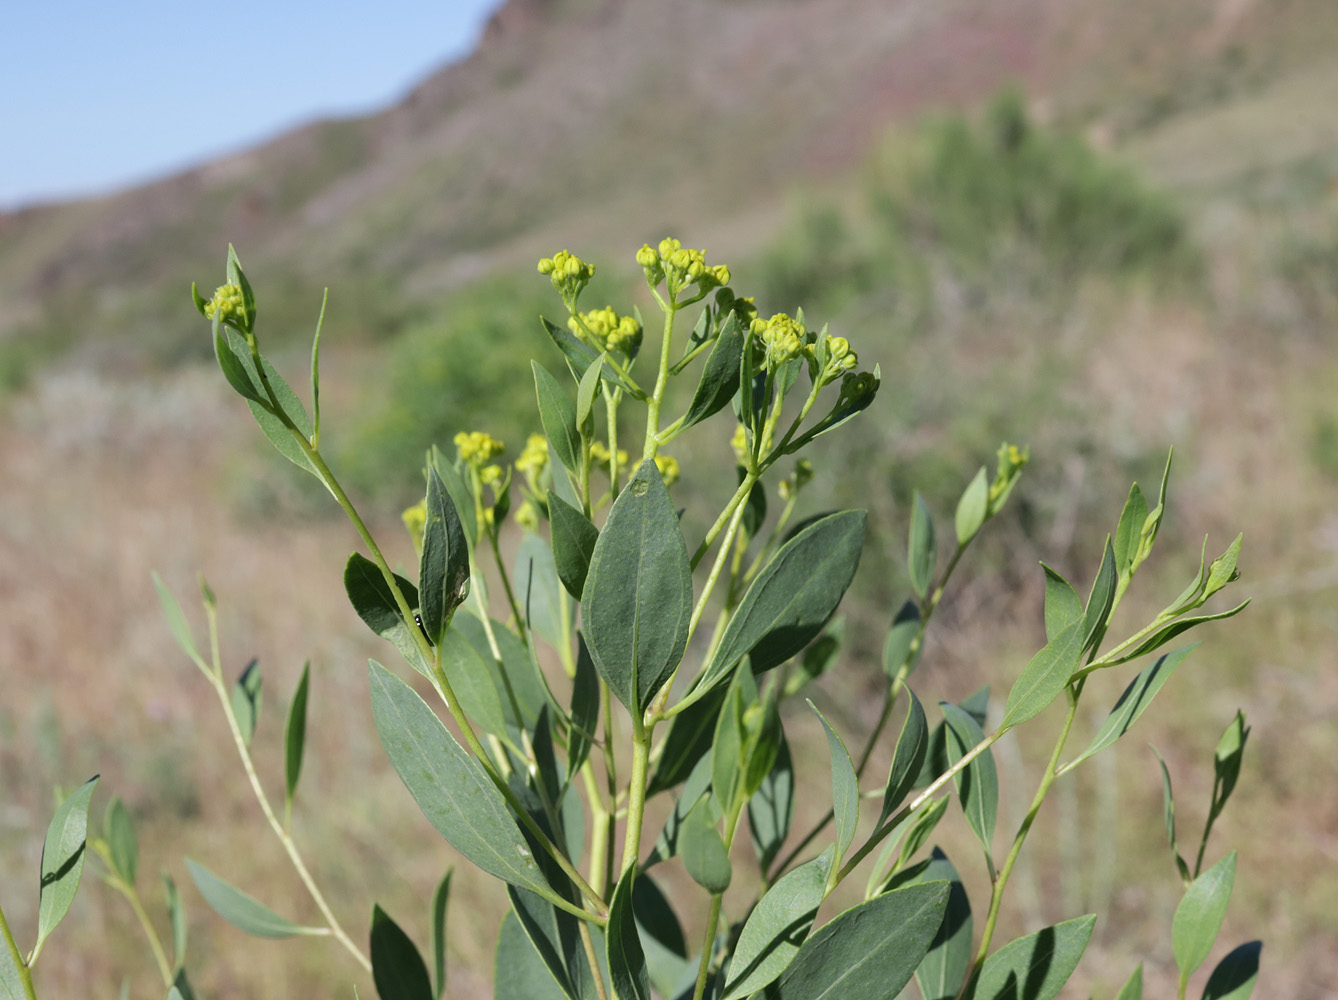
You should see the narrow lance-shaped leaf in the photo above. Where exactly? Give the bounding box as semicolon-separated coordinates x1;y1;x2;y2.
152;573;207;672
431;871;452;1000
882;601;921;680
680;312;745;430
721;848;834;1000
368;661;554;897
697;511;866;698
607;870;651;1000
1114;963;1142;1000
582;460;692;713
1001;618;1083;729
971;913;1096;1000
104;796;138;886
810;702;858;865
942;703;997;866
343;552;430;677
1083;538;1118;655
1173;851;1237;985
908;493;937;601
880;688;929;824
633;874;692;999
371;904;434;1000
575;353;604;430
1211;711;1249;821
420;467;471;644
35;775;99;957
164;873;187;972
548;493;599;601
1041;564;1081;643
0;936;24;1000
566;634;599;780
533;362;581;475
767;881;950;1000
1110;600;1250;666
1152;745;1192;884
186;859;314;939
1113;483;1149;580
910;849;972;1000
749;726;794;874
495;911;570;1000
1065;643;1197;771
955;467;989;546
230;659;262;748
239;341;323;480
285;661;311;807
1202;941;1261;1000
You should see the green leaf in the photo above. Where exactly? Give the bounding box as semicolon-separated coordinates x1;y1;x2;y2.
575;353;604;430
648;685;728;797
35;775;98;955
230;659;262;748
908;493;937;601
186;859;312;938
152;573;207;672
880;689;928;824
225;244;257;331
1041;564;1082;643
449;612;550;740
371;904;433;1000
700;511;866;696
1212;711;1249;820
1;908;26;998
1083;539;1118;654
285;661;311;807
544;317;602;380
242;348;322;479
431;870;452;1000
1066;644;1197;770
1203;535;1243;600
508;885;588;1000
1202;941;1261;1000
515;531;564;649
712;670;751;814
567;634;600;781
533;362;581;475
343;553;430;677
1001;619;1083;729
646;755;713;868
633;875;691;999
681;312;745;430
1111;601;1250;665
420;467;471;644
721;848;834;1000
910;849;972;1000
548;493;599;601
582;460;692;712
1151;746;1191;884
787;618;844;696
1114;963;1142;1000
368;661;554;897
104;796;138;886
607;870;651;1000
1173;852;1237;983
971;913;1096;1000
212;312;264;403
810;703;859;865
955;467;989;545
1113;484;1149;579
436;625;509;740
767;880;950;1000
749;726;794;874
681;796;732;893
942;703;997;864
163;873;187;972
430;451;478;556
882;602;921;680
495;911;571;1000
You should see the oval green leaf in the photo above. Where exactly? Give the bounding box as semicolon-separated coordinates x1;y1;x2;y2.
880;688;928;825
284;661;311;807
700;511;867;695
343;553;429;676
1173;852;1237;982
420;467;471;644
942;703;997;863
1202;941;1261;1000
681;312;745;430
955;467;989;546
186;859;312;939
680;798;732;894
972;913;1096;1000
105;795;138;886
908;493;936;601
368;661;553;897
495;911;571;1000
810;702;858;864
910;848;972;1000
548;493;600;601
581;460;692;712
768;880;950;1000
1001;618;1084;729
533;362;581;475
35;775;99;955
371;904;434;1000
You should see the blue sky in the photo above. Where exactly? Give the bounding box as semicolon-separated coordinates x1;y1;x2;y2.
2;1;506;210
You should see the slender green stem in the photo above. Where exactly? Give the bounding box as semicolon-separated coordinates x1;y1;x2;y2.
0;901;36;1000
579;920;610;1000
600;682;619;894
205;618;372;974
604;386;622;498
642;299;678;460
832;725;1006;888
486;534;528;649
621;716;652;877
966;681;1084;989
690;473;758;571
100;868;173;987
690;894;724;1000
688;495;751;640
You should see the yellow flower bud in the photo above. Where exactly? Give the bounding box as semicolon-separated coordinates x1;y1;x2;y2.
654;454;681;486
204;283;248;330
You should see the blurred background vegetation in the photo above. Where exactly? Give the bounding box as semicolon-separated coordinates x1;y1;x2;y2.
3;0;1338;996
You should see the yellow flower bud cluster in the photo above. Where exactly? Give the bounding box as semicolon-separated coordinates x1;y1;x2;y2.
401;499;427;555
204;284;248;330
716;288;758;329
809;334;859;386
589;441;629;470
538;251;596;302
455;430;506;468
654;454;681;486
570;307;643;356
515;500;541;532
751;313;807;370
515;433;549;481
637;238;730;295
989;442;1029;508
731;423;750;465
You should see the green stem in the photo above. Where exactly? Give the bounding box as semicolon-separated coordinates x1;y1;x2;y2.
580;920;611;1000
642;299;678;460
690;894;724;1000
966;681;1084;988
621;715;652;877
690;473;758;571
0;900;36;1000
604;386;622;497
206;618;372;974
688;494;752;641
101;868;173;987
